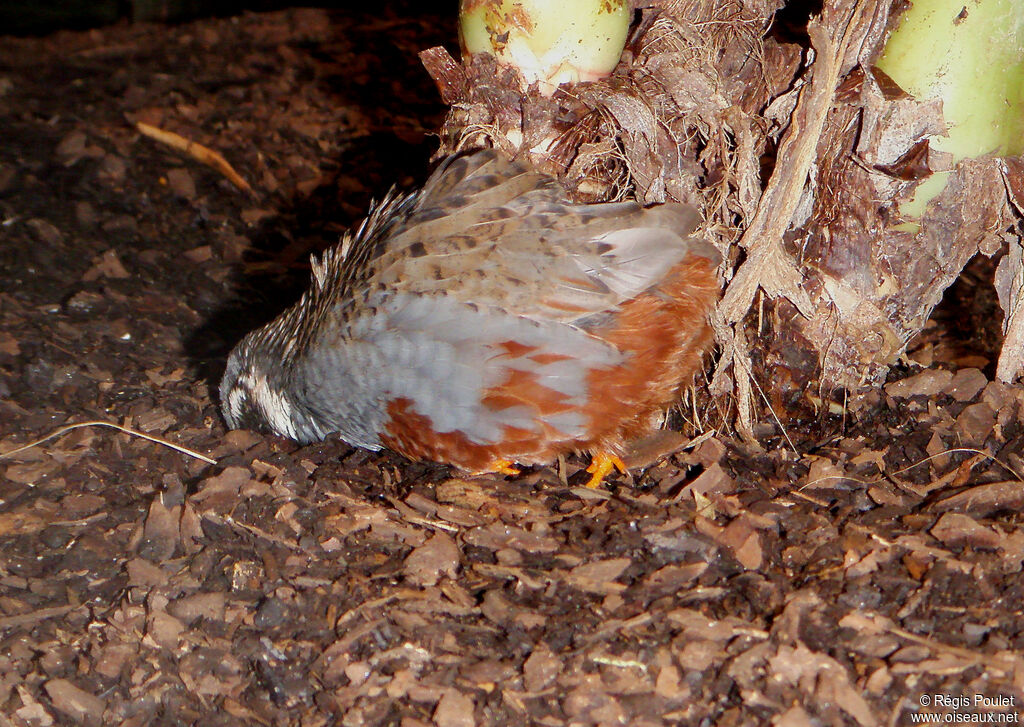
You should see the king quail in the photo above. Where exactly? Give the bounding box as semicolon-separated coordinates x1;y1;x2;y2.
220;149;720;486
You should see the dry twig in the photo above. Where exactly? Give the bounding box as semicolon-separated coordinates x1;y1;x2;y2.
136;121;255;195
0;421;217;465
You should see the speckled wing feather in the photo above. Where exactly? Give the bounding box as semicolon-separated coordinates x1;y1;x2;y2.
311;150;719;323
369;151;719;322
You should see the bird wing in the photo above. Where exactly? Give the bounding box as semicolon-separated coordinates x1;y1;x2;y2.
362;149;720;324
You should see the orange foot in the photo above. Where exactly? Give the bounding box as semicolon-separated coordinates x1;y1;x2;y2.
475;459;521;477
584;452;627;488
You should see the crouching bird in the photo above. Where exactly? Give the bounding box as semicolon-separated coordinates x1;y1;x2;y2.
220;149;720;487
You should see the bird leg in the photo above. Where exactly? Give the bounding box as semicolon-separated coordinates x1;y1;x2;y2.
584;452;627;488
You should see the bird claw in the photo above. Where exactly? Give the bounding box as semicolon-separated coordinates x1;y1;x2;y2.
476;459;521;477
584;453;627;488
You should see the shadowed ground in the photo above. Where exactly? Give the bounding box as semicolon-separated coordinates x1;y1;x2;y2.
0;8;1021;725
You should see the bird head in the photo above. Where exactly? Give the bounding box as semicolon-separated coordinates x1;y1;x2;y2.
221;333;287;436
219;322;327;444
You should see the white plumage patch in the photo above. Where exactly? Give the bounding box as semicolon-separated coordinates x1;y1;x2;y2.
229;370;298;440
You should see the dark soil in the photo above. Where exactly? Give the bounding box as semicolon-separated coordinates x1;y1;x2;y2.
1;7;1022;726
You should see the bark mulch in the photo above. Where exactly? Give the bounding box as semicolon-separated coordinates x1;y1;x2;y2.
1;7;1022;726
